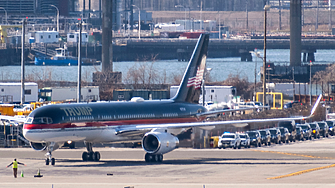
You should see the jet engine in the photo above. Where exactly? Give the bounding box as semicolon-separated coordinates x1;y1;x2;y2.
142;132;179;154
30;142;48;151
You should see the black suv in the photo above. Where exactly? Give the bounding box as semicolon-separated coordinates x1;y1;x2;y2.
278;121;296;142
309;123;321;139
283;101;303;109
259;130;271;146
326;121;335;136
297;124;312;140
295;127;304;141
316;122;329;138
268;128;281;144
279;127;290;143
246;131;262;147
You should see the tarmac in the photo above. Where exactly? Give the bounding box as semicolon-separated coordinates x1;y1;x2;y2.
1;138;335;188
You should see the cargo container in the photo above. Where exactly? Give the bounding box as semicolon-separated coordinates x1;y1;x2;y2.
39;86;99;102
67;32;89;43
0;82;38;103
113;89;169;101
34;31;59;43
170;85;236;104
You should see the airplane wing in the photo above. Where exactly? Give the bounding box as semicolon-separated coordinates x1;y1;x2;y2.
0;115;27;124
116;94;322;135
197;106;269;117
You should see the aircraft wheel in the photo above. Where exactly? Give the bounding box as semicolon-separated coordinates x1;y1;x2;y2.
145;153;153;162
157;154;163;162
88;152;94;161
82;152;88;161
94;152;101;161
154;154;159;162
51;158;55;165
45;158;49;165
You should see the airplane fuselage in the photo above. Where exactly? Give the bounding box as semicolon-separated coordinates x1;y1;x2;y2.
23;99;207;143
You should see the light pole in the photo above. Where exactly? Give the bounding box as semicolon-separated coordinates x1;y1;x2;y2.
218;11;221;39
263;5;271;107
0;7;7;24
132;5;140;39
309;61;312;105
249;50;263;101
50;5;59;32
175;5;187;31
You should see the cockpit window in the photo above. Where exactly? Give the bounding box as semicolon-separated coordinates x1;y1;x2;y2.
26;118;33;124
32;117;53;124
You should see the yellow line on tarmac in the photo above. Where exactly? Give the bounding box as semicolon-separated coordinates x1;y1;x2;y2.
267;164;335;179
251;149;335;159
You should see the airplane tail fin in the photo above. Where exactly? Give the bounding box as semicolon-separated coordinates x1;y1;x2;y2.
171;34;209;104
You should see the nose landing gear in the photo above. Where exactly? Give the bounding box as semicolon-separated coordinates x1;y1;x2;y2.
45;142;56;165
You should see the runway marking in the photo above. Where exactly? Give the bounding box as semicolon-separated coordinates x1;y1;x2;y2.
267;163;335;180
251;149;335;159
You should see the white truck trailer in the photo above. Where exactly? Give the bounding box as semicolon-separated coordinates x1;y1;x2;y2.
0;82;38;103
39;86;99;102
170;85;236;104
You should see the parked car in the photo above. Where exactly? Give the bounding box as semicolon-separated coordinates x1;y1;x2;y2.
268;128;281;144
259;129;271;146
309;123;321;139
238;133;251;148
316;122;329;137
245;101;263;112
218;133;241;149
278;121;296;142
246;131;262;147
326;120;335;136
283;101;303;109
296;124;312;140
279;127;290;143
295;126;304;141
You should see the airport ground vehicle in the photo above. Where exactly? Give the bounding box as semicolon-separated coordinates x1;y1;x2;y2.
218;133;241;149
268;128;281;144
278;121;296;142
238;133;250;148
295;126;304;141
297;124;312;140
279;127;289;143
246;131;262;147
259;130;271;146
317;122;329;137
309;123;321;139
326;121;335;136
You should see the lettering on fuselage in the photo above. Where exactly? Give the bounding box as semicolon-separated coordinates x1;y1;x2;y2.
60;107;93;116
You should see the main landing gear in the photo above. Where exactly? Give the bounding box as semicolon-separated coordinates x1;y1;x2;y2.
82;142;101;162
145;153;163;162
45;142;56;165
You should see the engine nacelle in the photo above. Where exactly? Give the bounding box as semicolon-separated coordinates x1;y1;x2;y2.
30;142;47;151
142;132;179;154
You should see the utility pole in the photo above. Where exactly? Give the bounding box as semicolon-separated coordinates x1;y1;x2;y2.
102;0;113;72
77;19;82;103
21;19;26;105
263;5;271;107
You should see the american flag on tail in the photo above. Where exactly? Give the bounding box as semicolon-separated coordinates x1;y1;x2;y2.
187;67;204;89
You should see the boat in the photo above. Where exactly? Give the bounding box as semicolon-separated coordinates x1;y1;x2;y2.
34;48;99;66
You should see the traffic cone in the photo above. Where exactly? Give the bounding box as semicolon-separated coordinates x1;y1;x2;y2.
20;170;24;177
34;168;43;178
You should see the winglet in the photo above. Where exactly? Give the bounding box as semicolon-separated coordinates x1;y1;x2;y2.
310;94;322;117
